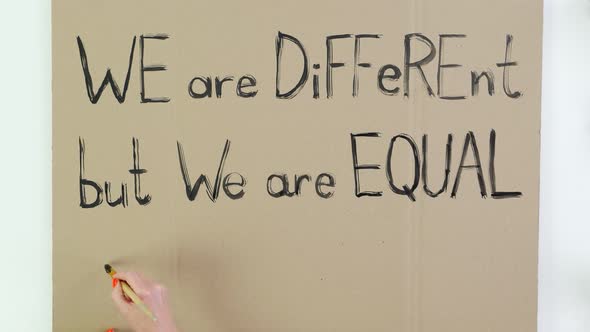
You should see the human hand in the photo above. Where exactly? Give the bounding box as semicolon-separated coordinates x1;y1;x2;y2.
110;271;178;332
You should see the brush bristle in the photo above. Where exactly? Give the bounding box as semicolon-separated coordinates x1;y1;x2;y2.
104;264;112;274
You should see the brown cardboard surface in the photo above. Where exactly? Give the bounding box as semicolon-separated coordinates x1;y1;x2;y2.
53;0;542;331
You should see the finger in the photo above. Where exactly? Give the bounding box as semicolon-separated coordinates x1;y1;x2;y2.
113;272;143;290
111;279;132;302
114;271;151;297
111;282;132;313
113;271;150;286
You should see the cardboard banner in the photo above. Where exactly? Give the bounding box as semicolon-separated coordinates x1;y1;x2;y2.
53;0;542;331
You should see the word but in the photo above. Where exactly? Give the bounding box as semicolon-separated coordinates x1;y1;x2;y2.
79;138;151;208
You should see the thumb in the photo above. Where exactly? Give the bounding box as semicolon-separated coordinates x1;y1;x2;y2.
111;281;132;314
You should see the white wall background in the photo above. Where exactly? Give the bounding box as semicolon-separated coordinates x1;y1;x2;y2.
0;0;587;330
539;0;590;331
0;0;52;330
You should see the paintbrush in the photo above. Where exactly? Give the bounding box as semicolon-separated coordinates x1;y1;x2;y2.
104;264;157;322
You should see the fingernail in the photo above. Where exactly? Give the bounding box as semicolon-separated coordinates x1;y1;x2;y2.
112;278;118;288
106;329;114;332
